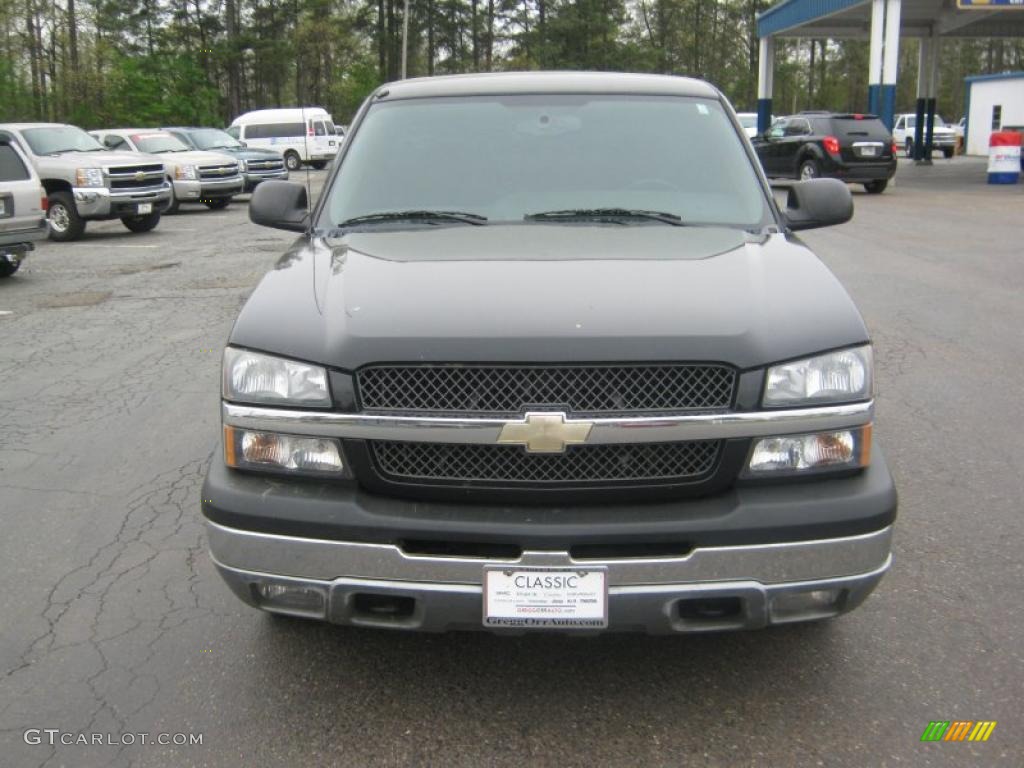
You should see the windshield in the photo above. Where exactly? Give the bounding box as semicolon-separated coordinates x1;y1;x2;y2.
132;133;189;153
22;126;104;155
905;115;947;129
190;128;242;150
322;94;769;230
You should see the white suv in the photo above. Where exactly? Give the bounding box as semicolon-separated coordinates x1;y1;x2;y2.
0;139;47;277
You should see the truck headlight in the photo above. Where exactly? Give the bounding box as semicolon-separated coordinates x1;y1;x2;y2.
745;425;871;476
763;346;872;407
175;164;198;180
224;426;347;475
74;168;104;187
222;347;330;406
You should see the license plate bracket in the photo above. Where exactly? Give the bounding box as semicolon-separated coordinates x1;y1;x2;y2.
137;202;152;214
483;567;608;629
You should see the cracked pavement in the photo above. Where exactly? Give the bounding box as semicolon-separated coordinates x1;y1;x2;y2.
0;161;1021;767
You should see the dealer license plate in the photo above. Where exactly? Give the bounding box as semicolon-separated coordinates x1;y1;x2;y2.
483;567;607;629
137;203;152;214
859;146;878;157
0;199;6;216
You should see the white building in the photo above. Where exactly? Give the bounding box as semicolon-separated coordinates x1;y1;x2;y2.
964;72;1024;156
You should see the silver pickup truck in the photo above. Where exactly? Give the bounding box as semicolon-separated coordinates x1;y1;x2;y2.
90;129;244;213
0;138;47;276
0;123;172;241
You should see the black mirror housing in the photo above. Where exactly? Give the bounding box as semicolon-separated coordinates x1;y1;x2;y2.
784;178;853;231
249;180;310;232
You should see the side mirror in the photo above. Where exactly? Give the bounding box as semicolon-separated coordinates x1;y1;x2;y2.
784;178;853;231
249;180;310;232
239;141;248;148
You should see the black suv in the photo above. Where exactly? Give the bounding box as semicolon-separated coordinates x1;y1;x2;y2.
752;112;897;194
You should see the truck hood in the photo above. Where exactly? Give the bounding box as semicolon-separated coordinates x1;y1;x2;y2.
207;146;283;162
157;150;239;169
230;225;870;370
41;150;167;169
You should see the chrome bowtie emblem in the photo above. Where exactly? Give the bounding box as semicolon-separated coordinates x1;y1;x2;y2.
496;412;593;453
134;171;146;181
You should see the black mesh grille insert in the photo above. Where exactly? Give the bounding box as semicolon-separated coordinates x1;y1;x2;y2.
370;440;721;485
356;364;736;415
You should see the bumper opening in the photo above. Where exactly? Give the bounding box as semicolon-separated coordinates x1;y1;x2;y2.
352;593;417;621
677;596;743;623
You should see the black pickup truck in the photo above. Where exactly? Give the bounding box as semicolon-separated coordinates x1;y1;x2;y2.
202;72;896;634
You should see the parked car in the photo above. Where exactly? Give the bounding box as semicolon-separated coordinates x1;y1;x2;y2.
163;126;288;192
202;72;895;635
0;138;48;276
892;113;957;158
0;123;171;241
90;129;243;213
752;111;897;193
227;107;338;171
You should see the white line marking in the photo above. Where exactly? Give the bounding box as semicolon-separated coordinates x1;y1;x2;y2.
0;310;13;316
74;244;160;249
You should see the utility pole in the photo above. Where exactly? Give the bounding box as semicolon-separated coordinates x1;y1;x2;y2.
401;0;410;79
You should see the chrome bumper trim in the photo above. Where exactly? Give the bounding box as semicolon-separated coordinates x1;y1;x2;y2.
73;184;172;216
222;400;873;446
210;550;891;633
199;176;244;190
206;520;892;586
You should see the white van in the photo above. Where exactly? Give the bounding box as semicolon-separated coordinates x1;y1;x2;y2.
228;108;338;171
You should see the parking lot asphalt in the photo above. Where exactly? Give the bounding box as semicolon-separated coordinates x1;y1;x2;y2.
1;159;1021;767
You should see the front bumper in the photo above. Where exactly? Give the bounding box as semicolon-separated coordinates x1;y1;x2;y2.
73;184;171;219
208;521;892;633
0;220;48;250
172;177;243;201
243;170;289;191
202;446;896;633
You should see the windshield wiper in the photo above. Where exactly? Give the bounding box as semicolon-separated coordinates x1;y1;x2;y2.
335;210;488;228
525;208;684;226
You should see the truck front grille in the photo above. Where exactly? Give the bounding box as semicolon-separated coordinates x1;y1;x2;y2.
199;163;240;180
108;164;165;189
356;363;736;416
370;440;720;485
246;160;284;172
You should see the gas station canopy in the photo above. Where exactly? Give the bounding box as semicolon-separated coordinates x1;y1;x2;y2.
759;0;1024;40
754;0;1024;158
